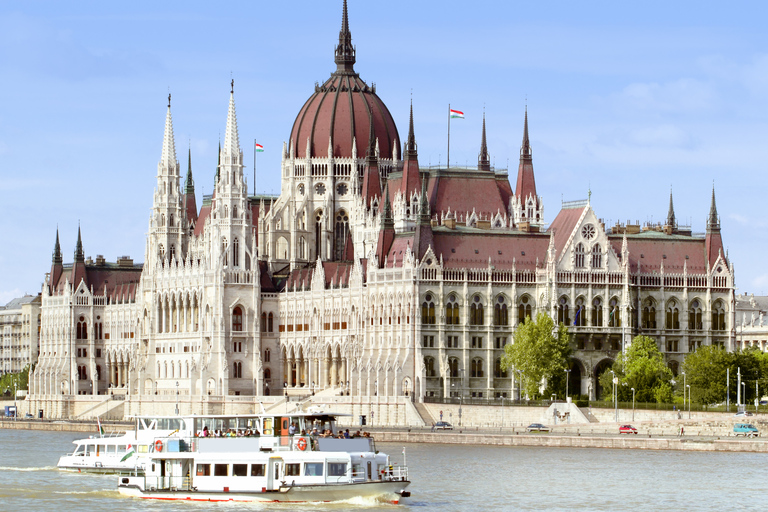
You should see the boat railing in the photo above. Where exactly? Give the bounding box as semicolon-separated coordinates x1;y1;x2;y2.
125;475;192;492
150;434;376;455
385;465;409;482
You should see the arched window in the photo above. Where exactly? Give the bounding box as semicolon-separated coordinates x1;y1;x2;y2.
77;316;87;340
574;298;586;327
233;361;242;378
268;312;274;332
608;298;621;327
666;300;680;330
448;357;460;378
334;209;350;261
222;238;228;266
96;365;101;381
232;306;243;331
575;243;586;268
315;209;323;261
557;297;570;325
233;205;238;219
446;295;459;325
421;294;436;325
592;297;604;327
233;238;240;267
471;358;484;378
642;300;656;329
470;296;484;325
494;296;508;326
169;214;174;227
712;301;726;331
264;348;271;363
424;356;436;377
518;295;532;323
494;358;508;378
591;244;602;268
261;312;267;332
689;300;702;331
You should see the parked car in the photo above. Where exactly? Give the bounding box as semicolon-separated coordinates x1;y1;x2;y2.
526;423;550;433
24;412;34;419
734;423;759;437
433;421;454;430
734;411;754;417
619;424;638;434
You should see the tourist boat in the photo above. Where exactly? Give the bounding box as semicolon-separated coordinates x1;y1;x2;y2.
117;411;411;503
57;417;183;474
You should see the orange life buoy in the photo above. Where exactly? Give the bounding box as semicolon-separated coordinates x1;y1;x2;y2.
297;437;307;451
155;440;163;452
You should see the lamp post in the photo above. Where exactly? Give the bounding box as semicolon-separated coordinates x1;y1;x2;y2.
630;387;635;421
565;368;572;400
686;384;691;419
175;381;180;416
14;379;17;421
311;381;315;397
284;382;288;413
681;371;686;414
610;370;617;422
458;368;465;427
742;382;746;410
346;380;350;397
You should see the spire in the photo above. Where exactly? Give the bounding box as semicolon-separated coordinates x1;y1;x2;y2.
405;100;417;159
400;100;422;198
707;185;720;231
521;106;531;158
185;147;195;194
361;115;382;208
74;225;84;262
515;106;538;211
478;112;491;171
215;141;221;184
160;93;178;171
221;80;241;161
382;182;393;227
418;174;430;224
666;188;676;227
334;0;356;74
52;228;62;265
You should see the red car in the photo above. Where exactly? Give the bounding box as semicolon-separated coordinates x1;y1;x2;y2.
619;424;638;434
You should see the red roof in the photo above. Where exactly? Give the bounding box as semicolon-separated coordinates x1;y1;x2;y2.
429;174;508;218
549;206;586;255
432;231;549;270
610;234;709;274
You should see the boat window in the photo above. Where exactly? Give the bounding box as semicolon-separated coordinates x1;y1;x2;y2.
250;464;265;477
86;445;95;455
214;464;228;476
263;418;274;436
196;464;211;476
304;463;323;476
117;445;126;453
285;463;300;476
156;418;183;431
73;445;84;455
107;445;116;454
352;464;363;479
232;464;248;477
328;462;347;477
138;445;149;454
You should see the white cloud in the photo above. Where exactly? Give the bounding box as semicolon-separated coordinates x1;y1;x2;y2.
615;78;716;114
0;289;24;306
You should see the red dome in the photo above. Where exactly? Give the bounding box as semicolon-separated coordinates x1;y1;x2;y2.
289;1;400;160
290;74;400;160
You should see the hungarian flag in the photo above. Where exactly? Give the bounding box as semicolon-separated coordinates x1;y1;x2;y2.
254;143;264;152
120;444;136;462
450;109;464;119
97;417;105;437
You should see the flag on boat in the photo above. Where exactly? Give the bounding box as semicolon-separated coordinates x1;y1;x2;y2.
449;109;464;119
254;143;264;152
97;417;105;437
120;444;136;462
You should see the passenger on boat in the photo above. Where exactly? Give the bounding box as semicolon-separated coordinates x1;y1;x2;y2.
344;429;350;438
202;426;209;437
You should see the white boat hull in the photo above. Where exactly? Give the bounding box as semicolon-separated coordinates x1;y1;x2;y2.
118;480;410;503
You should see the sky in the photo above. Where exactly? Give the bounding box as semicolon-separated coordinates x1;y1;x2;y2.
2;0;768;304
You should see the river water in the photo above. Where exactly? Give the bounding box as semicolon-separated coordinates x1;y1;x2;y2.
0;429;765;511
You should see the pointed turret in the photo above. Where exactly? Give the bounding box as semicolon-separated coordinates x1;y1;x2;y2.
667;189;676;227
361;116;382;208
334;0;356;74
71;225;87;289
705;185;724;268
478;112;491;171
184;147;198;226
49;229;63;294
215;141;221;185
376;182;396;267
221;80;242;163
512;107;544;228
399;101;422;198
413;177;433;260
160;94;178;173
74;225;84;262
52;228;62;265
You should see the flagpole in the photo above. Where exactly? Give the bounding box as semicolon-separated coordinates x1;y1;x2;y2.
447;103;451;169
253;138;257;197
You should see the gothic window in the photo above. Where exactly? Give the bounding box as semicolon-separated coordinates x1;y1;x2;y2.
424;356;436;377
421;294;436;325
315;210;323;260
222;238;228;266
337;183;348;195
574;298;586;327
689;300;702;331
77;316;87;340
422;335;435;348
170;244;175;262
592;297;604;327
591;245;602;268
233;238;240;267
494;358;508;378
447;335;459;348
471;336;483;348
494;296;508;326
232;306;243;332
666;300;680;330
581;224;596;240
169;214;174;227
233;361;242;379
233;205;238;218
261;313;267;332
159;244;165;262
608;298;621;327
224;205;228;218
315;183;326;195
268;312;274;332
448;357;460;378
276;237;289;260
642;300;656;329
264;349;271;362
557;297;570;325
446;295;459;325
96;365;101;381
161;213;165;226
575;243;586;268
471;358;484;378
299;237;306;259
470;296;484;325
712;301;726;331
333;209;349;261
518;295;532;323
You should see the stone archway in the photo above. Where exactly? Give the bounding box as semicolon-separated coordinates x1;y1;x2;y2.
593;358;614;400
567;358;584;398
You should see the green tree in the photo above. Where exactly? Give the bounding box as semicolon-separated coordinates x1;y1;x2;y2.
598;336;673;403
0;364;31;398
501;312;571;399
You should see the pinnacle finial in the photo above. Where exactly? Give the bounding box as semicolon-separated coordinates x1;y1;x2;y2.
707;184;720;231
53;228;62;264
231;78;234;94
74;224;84;262
366;114;377;163
406;100;417;158
186;146;195;194
334;0;356;74
667;187;676;227
168;93;171;108
478;111;490;171
382;181;393;226
521;106;531;158
418;173;430;223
